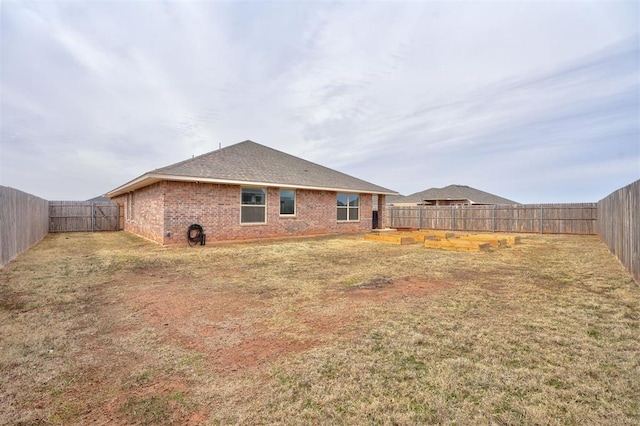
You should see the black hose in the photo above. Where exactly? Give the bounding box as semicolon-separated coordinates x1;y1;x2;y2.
187;224;204;246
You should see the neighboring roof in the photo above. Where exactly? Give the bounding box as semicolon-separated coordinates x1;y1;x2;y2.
87;196;114;202
385;194;408;204
106;140;397;198
391;184;519;205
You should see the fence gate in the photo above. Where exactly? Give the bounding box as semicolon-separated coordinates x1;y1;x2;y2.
49;201;120;232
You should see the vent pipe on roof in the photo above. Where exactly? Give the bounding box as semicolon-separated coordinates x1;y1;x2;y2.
219;142;222;150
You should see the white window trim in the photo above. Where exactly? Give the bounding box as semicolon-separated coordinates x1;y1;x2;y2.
337;193;360;222
240;187;267;225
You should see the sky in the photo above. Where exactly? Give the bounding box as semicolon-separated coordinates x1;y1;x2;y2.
1;0;638;203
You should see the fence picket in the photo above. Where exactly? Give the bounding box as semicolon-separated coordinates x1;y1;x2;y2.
384;203;598;235
0;186;49;267
598;179;639;284
49;201;120;232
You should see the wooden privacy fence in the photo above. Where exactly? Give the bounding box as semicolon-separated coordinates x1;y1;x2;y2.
0;186;49;267
597;179;639;284
49;201;120;232
384;203;597;235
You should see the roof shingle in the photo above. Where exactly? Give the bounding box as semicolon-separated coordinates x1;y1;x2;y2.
391;184;518;205
107;140;397;197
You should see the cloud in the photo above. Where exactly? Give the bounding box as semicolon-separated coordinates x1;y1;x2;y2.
1;0;638;201
339;36;639;203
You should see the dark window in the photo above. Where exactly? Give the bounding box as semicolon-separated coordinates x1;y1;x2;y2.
280;189;295;215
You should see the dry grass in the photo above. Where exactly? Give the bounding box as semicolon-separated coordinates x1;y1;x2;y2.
0;231;638;425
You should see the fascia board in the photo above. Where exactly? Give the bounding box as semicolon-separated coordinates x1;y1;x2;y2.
104;174;162;198
106;173;398;198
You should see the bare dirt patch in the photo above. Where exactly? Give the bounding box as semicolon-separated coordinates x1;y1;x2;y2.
121;282;318;372
345;275;452;300
117;273;450;373
1;232;638;425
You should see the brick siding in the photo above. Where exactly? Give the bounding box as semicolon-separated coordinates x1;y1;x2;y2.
116;181;377;245
377;194;386;227
113;182;165;243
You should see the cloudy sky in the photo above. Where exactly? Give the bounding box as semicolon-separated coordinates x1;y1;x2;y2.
1;0;638;203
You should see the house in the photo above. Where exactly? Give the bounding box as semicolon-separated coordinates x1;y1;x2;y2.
388;184;518;206
105;140;397;245
87;196;114;203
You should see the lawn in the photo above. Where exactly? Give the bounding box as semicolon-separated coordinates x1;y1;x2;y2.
1;232;638;425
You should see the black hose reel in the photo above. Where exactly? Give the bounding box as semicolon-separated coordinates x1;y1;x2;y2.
187;224;206;246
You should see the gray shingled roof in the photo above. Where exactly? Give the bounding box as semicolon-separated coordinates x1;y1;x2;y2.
392;184;519;205
107;140;397;197
87;196;115;203
385;194;408;204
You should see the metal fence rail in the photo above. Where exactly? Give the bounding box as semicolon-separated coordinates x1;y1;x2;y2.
385;203;598;235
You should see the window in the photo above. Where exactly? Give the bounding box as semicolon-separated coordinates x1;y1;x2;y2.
337;193;359;221
241;187;266;224
127;192;135;220
280;189;295;216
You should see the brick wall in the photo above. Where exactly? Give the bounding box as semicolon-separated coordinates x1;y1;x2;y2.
114;181;377;245
114;182;384;245
377;194;386;228
163;182;236;244
112;183;165;244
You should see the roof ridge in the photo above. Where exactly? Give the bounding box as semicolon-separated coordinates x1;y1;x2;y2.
106;140;397;198
157;140;385;187
155;140;255;173
397;184;518;204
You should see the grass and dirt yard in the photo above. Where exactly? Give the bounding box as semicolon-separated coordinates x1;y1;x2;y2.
1;231;638;425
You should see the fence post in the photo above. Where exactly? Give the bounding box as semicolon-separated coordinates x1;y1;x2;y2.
492;204;496;232
385;203;597;235
451;205;455;231
462;204;466;231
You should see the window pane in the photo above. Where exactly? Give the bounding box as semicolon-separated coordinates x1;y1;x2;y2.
242;188;265;205
337;207;347;221
241;206;265;223
280;190;295;215
348;194;359;207
337;193;348;207
349;207;359;221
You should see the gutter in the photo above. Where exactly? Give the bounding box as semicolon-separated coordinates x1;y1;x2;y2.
105;173;398;198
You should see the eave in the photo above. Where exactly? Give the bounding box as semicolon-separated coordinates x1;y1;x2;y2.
105;173;398;198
